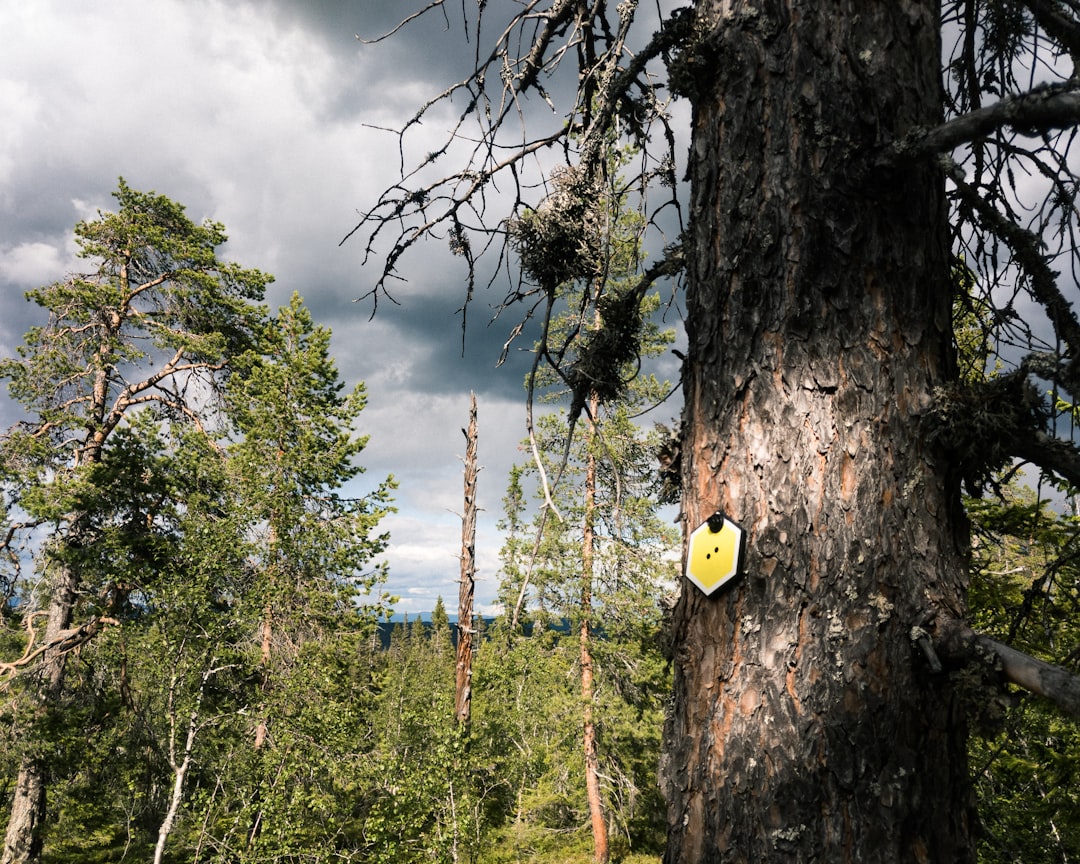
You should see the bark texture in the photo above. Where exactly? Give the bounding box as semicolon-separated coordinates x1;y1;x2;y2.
662;2;975;861
1;764;45;864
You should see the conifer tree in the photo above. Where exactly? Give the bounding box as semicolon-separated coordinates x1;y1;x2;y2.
0;180;269;864
200;292;394;861
357;3;1080;857
497;185;676;855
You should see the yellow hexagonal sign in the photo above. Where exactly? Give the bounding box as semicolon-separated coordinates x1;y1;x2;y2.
686;512;745;595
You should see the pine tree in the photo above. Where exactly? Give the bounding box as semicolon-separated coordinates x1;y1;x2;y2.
0;180;269;864
356;3;1080;857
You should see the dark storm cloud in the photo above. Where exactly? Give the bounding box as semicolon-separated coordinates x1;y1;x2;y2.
0;0;686;614
254;0;500;117
0;0;537;612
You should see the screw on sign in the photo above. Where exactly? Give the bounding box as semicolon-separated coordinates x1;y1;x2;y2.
686;512;745;596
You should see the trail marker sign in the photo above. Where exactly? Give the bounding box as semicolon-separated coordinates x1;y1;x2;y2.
686;512;745;596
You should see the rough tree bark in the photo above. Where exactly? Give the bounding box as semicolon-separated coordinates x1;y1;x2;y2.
661;2;974;862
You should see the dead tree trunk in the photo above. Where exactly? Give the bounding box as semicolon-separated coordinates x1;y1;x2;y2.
253;602;272;751
581;393;609;864
455;392;478;727
661;2;975;861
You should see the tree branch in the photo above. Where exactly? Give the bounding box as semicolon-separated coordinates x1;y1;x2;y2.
1011;0;1080;68
1011;426;1080;487
0;614;120;685
935;619;1080;720
946;159;1080;366
888;85;1080;161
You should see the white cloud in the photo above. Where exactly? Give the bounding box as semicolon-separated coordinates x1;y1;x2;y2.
0;242;65;287
0;0;676;618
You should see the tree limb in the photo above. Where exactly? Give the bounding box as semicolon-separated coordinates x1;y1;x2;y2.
887;85;1080;161
0;614;120;685
1011;0;1080;68
946;158;1080;367
935;619;1080;720
1011;426;1080;487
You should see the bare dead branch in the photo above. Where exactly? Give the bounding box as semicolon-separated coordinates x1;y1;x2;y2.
935;618;1080;720
1012;426;1080;486
946;158;1080;367
356;0;451;44
888;84;1080;162
1012;0;1080;67
346;0;682;317
0;613;120;685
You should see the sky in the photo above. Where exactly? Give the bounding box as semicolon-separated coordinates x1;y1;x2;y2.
0;0;684;615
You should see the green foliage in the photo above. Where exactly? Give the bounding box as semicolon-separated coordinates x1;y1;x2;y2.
493;159;675;861
0;189;396;863
952;258;1000;386
178;293;395;863
1;179;269;467
361;619;471;864
468;621;667;863
0;179;674;864
471;627;582;843
951;261;1080;862
967;484;1080;863
227;291;395;612
494;369;675;861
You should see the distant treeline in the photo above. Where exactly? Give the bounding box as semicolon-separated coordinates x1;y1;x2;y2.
376;616;574;649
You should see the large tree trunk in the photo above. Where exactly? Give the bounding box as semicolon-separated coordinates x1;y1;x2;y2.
2;566;78;864
1;764;45;864
661;3;975;862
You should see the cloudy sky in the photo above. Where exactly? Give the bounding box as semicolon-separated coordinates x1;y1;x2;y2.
0;1;684;615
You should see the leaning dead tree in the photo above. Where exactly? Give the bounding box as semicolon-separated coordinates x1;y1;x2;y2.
353;1;1080;860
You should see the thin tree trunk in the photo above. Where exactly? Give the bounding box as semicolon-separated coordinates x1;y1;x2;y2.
581;392;608;864
455;392;478;727
662;2;975;861
155;754;191;864
153;661;219;864
245;602;273;854
253;604;272;750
